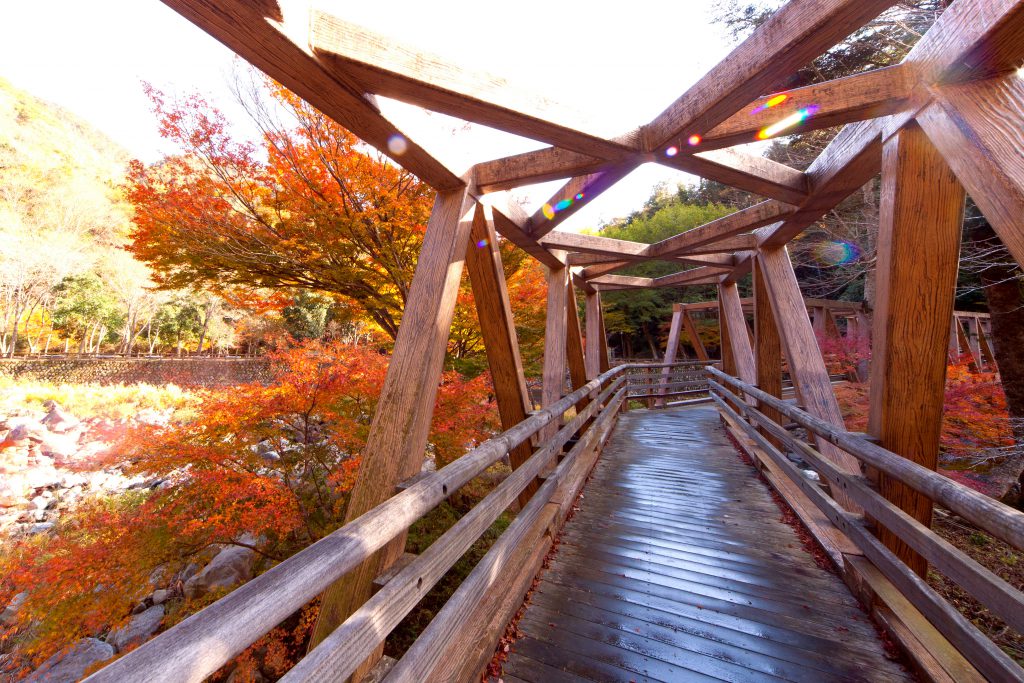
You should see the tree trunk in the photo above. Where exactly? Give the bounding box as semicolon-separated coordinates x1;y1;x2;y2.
196;309;211;356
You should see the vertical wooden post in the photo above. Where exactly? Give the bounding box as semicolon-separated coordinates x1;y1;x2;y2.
308;188;476;660
868;122;966;578
948;317;960;362
756;246;861;511
978;321;997;369
465;204;537;507
754;258;784;446
541;254;569;438
967;317;983;368
682;310;709;361
812;306;827;336
656;304;684;407
565;280;589;413
825;310;841;339
719;282;756;390
584;291;603;380
955;318;979;371
718;297;735;376
598;301;610;374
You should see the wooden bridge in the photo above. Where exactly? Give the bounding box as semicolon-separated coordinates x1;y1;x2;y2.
86;0;1024;681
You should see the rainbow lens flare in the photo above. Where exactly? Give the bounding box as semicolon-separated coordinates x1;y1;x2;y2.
575;193;585;201
665;146;679;157
752;93;788;114
555;199;573;211
687;134;702;146
541;203;556;220
541;192;587;221
387;134;408;155
813;240;860;266
476;239;488;248
756;106;819;140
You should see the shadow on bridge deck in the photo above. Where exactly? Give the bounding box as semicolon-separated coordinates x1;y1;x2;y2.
501;405;913;682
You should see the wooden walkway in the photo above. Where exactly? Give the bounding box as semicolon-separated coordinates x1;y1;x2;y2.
502;406;912;682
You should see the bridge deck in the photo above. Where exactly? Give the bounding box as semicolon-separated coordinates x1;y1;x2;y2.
501;406;912;682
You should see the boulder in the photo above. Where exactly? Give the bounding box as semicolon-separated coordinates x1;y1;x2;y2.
41;402;80;433
183;545;255;600
150;589;170;605
107;605;164;652
27;522;55;534
25;638;115;682
1;592;26;625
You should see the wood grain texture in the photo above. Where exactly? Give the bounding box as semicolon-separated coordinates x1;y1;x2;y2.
466;203;538;507
682;310;710;362
538;231;647;258
652;266;732;288
642;0;898;150
753;258;785;446
487;197;564;270
701;65;913;150
755;248;862;510
565;280;589;400
648;200;792;258
868;123;966;577
541;255;569;440
527;164;639;238
918;74;1024;267
160;0;462;191
584;292;603;380
719;282;756;391
655;306;684;407
664;148;809;204
307;188;476;654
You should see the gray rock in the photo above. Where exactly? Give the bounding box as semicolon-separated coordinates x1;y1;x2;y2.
183;545;255;600
41;402;79;433
25;638;115;682
27;522;55;534
107;604;164;652
1;592;26;625
150;589;170;605
31;495;52;510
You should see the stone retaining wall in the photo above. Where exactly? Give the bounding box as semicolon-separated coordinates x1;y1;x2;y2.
0;358;272;387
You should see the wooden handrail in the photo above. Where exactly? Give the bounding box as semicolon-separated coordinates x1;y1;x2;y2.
87;365;630;683
707;366;1024;552
707;369;1024;681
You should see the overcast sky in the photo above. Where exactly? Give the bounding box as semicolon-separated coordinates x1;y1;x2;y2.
1;0;741;231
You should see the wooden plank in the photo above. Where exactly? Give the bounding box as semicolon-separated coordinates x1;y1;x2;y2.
868;123;966;577
648;201;792;258
977;318;997;369
753;258;784;446
160;0;463;191
539;231;647;258
680;234;758;255
565;280;589;399
311;13;630;159
755;247;862;510
700;65;913;151
718;296;735;377
487;198;565;270
527;164;640;238
917;73;1024;267
584;292;603;380
682;310;709;362
719;282;756;390
955;318;979;371
306;189;477;661
598;303;610;373
664;148;809;205
466;203;538;507
541;254;569;439
642;0;898;151
473;145;629;194
588;274;655;289
655;305;684;407
651;266;731;288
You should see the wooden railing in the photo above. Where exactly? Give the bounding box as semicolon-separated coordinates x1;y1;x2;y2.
622;360;714;407
86;364;632;683
707;366;1024;682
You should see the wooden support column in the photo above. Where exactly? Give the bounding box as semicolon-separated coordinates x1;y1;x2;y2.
978;321;997;369
597;302;610;373
541;254;569;438
753;258;784;446
465;204;537;507
825;310;841;338
812;306;827;336
682;310;709;361
868;123;966;578
656;304;684;407
308;188;476;660
717;298;735;376
948;317;960;362
967;317;983;369
584;291;603;380
719;282;757;391
756;247;862;512
565;280;589;411
955;318;979;371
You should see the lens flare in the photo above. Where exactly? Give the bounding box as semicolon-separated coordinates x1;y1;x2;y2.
555;199;573;211
387;134;408;155
476;239;488;248
756;106;819;140
813;240;860;266
575;193;585;201
665;146;679;157
687;134;702;146
541;203;556;220
751;93;789;114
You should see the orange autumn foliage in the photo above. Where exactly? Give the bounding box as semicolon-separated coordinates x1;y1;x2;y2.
1;340;498;666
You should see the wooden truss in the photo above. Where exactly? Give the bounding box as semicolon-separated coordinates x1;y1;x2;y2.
135;0;1024;678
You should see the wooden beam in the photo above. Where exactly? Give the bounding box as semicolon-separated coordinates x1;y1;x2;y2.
955;318;979;371
753;258;784;446
465;204;537;508
541;254;569;439
584;292;603;380
681;310;709;362
311;13;632;160
161;0;463;191
642;0;898;151
756;246;862;511
719;282;757;391
598;302;610;373
867;123;966;577
656;305;685;407
977;320;997;369
917;73;1024;267
527;164;640;237
718;296;734;374
565;279;588;398
539;231;647;258
680;234;759;255
700;65;914;151
662;148;809;205
651;266;732;288
472;142;633;194
486;196;564;270
308;188;475;655
648;201;793;258
588;274;655;289
580;253;736;279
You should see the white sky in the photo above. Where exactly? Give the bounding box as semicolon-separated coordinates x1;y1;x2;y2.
0;0;740;232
